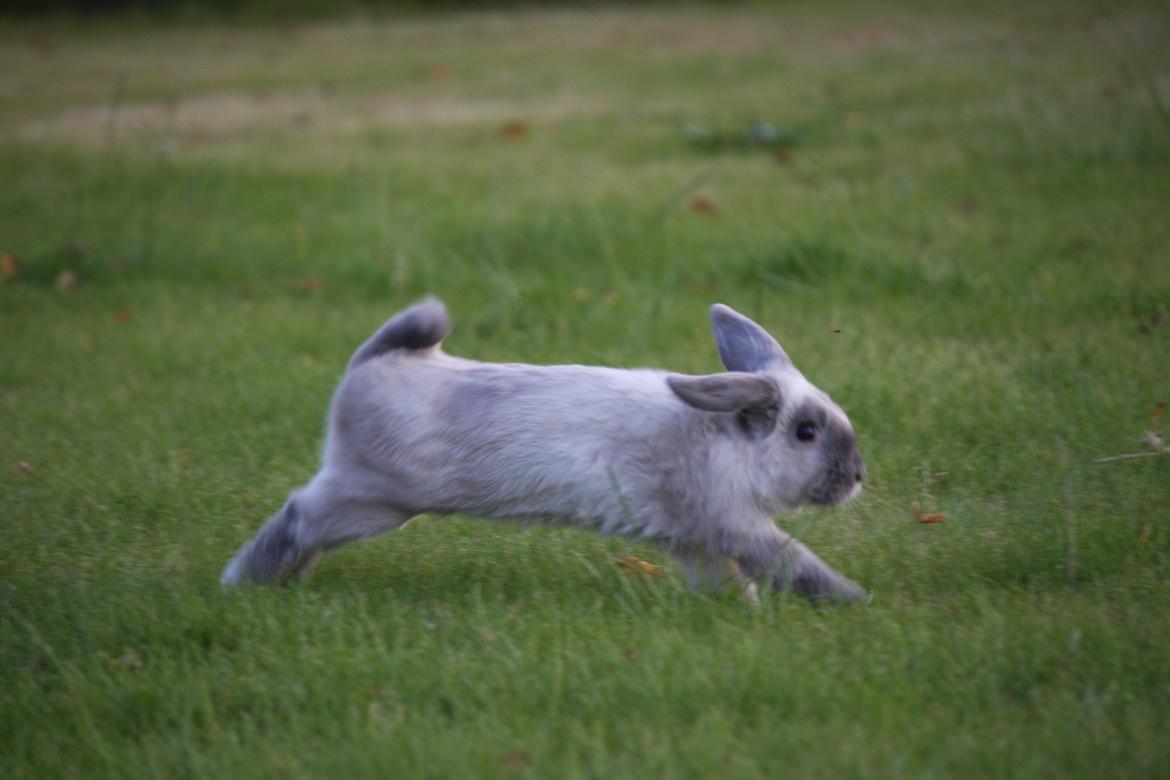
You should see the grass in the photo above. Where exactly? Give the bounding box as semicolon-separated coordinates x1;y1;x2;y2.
2;2;1169;777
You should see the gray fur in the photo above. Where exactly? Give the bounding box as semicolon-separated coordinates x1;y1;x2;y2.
711;303;791;372
222;298;869;604
666;372;779;413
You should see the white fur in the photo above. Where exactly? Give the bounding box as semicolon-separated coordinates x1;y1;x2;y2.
221;299;869;603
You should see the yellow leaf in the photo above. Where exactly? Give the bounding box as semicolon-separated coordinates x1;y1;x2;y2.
617;556;664;576
0;252;21;281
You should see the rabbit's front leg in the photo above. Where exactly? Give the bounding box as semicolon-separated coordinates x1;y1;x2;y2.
738;526;870;605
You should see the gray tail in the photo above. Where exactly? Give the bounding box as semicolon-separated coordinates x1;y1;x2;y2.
348;297;450;371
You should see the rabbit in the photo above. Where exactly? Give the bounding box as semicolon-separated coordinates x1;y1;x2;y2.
221;297;870;603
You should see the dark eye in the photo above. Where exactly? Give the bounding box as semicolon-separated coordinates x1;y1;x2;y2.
796;422;817;442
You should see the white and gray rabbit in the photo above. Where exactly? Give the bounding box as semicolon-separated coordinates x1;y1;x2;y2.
222;298;869;603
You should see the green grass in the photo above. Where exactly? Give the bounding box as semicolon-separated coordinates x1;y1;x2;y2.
2;2;1169;777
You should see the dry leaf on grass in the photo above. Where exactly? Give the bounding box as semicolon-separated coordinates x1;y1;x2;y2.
429;64;452;83
958;198;980;216
912;505;946;524
499;750;531;769
1136;524;1153;552
292;276;326;292
55;270;76;291
690;195;718;214
617;556;664;576
112;308;132;322
14;461;33;476
0;252;21;281
500;119;529;142
1152;401;1167;428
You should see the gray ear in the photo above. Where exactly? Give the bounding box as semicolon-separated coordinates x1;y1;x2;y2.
667;372;780;412
710;304;790;373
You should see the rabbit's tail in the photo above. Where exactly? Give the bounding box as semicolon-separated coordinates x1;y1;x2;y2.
347;296;450;371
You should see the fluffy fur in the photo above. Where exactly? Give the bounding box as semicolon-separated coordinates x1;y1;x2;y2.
222;297;869;603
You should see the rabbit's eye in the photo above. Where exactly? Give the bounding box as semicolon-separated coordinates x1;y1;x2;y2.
796;422;817;442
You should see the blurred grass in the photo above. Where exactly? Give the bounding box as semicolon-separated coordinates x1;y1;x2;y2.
2;2;1169;777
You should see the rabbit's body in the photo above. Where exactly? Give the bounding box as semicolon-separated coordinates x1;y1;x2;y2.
222;298;870;603
334;357;699;531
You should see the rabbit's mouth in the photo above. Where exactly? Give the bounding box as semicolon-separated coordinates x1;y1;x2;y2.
806;456;866;506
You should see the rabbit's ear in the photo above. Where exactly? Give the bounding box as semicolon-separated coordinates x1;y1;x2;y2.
710;304;790;373
667;372;780;413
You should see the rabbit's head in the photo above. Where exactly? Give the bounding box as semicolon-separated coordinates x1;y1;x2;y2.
668;304;865;513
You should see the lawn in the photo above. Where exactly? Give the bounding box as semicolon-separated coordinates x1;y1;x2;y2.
2;2;1169;777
